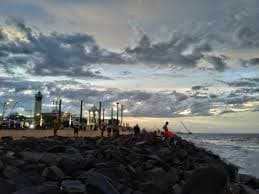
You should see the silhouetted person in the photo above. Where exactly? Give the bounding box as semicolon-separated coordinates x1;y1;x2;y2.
181;166;231;194
107;120;112;137
53;117;60;136
100;120;105;137
133;124;140;137
162;121;169;131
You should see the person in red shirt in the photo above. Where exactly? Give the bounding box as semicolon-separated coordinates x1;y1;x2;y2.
164;129;175;145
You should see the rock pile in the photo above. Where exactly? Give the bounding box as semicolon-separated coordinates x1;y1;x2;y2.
0;135;258;194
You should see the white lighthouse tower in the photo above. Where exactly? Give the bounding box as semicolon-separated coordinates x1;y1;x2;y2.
34;91;43;117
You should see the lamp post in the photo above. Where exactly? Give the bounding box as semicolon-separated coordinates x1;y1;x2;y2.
116;102;119;124
121;105;123;127
1;99;13;122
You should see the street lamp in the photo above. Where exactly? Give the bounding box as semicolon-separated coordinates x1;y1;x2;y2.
2;99;13;122
116;102;119;124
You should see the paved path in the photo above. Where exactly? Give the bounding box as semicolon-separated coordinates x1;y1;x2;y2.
0;129;130;139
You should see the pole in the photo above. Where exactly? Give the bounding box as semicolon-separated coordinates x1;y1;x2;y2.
58;99;62;129
121;105;123;127
99;101;102;126
111;108;113;120
80;100;83;125
2;102;6;122
102;108;105;121
116;102;119;124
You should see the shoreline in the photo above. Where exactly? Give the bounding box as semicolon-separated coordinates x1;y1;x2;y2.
0;134;258;193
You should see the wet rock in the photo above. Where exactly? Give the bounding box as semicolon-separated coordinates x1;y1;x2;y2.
42;166;64;180
240;174;259;190
61;180;87;194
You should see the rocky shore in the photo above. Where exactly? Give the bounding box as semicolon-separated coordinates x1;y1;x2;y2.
0;135;258;194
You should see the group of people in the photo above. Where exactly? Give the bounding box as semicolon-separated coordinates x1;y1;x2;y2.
99;119;120;137
132;121;175;144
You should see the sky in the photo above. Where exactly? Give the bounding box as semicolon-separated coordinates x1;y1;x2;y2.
0;0;259;132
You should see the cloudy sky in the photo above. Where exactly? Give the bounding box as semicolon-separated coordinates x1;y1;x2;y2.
0;0;259;131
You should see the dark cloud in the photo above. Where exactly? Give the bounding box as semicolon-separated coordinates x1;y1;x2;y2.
0;29;6;40
218;79;258;87
0;18;124;78
124;34;212;68
206;56;227;72
191;85;208;90
248;58;259;66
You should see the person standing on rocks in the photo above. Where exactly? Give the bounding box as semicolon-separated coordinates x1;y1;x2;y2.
133;124;140;138
162;121;169;131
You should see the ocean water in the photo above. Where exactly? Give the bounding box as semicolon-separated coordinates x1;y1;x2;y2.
179;133;259;178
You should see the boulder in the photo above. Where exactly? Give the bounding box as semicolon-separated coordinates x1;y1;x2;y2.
42;166;64;180
37;181;61;194
3;165;19;179
1;136;13;143
84;171;119;194
47;145;67;153
0;159;4;171
40;153;61;166
19;151;42;162
96;165;130;181
0;178;16;194
141;167;178;192
13;187;39;194
61;180;87;194
172;183;182;194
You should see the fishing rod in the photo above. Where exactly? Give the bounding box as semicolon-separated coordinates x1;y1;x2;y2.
180;121;193;134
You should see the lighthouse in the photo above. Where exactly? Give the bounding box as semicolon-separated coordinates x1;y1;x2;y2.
34;91;43;117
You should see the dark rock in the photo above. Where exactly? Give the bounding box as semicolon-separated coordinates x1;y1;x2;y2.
13;175;33;190
47;145;67;153
40;153;61;166
1;136;13;143
3;165;19;179
19;151;42;162
84;171;119;194
96;165;130;181
37;181;61;194
143;167;178;191
42;166;64;180
13;186;39;194
173;183;182;194
240;184;258;194
0;178;16;194
240;174;259;189
0;159;4;171
61;180;87;194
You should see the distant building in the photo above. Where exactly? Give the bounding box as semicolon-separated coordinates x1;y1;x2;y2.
34;91;43;117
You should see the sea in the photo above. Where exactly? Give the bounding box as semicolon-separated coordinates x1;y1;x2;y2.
179;133;259;178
